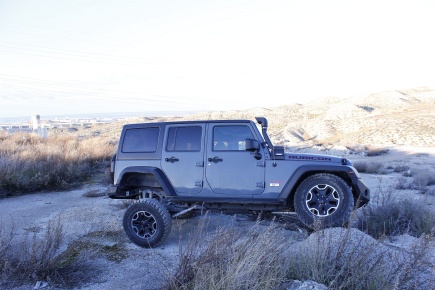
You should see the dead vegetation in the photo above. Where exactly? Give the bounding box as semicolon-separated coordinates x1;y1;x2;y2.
165;211;434;290
0;131;115;196
0;214;127;289
356;183;435;239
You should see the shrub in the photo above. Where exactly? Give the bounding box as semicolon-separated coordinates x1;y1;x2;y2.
393;163;411;173
0;132;115;196
82;188;107;198
356;184;435;239
0;216;107;288
287;227;434;289
366;146;389;157
412;169;435;193
395;176;413;190
166;215;291;290
166;213;434;290
287;228;387;289
345;145;388;156
353;161;384;174
1;216;63;287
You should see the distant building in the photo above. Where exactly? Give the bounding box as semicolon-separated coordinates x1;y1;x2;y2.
32;115;41;130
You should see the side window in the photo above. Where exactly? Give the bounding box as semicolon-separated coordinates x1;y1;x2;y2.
122;127;159;153
213;125;254;151
166;126;202;152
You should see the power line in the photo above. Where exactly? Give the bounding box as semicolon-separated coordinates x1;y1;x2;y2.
0;74;249;108
0;40;187;67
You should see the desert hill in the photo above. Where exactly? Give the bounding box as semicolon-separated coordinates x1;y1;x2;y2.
64;87;435;150
185;87;435;148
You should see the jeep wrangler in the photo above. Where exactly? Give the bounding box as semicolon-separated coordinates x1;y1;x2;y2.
108;117;370;247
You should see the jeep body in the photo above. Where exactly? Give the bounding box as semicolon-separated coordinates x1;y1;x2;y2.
108;117;370;246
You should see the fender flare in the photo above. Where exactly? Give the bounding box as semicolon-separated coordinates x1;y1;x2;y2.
117;166;177;196
279;164;359;201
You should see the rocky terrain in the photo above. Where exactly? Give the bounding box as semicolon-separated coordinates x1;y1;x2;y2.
1;87;435;289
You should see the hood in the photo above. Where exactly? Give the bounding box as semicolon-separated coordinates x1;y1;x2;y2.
285;153;352;166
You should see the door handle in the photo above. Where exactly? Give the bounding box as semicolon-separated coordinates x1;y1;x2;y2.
208;156;223;163
165;156;179;163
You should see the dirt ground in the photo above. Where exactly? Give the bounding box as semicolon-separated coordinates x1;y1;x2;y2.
1;185;304;289
1;145;435;289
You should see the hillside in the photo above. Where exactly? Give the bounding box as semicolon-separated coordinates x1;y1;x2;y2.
186;87;435;148
51;87;435;151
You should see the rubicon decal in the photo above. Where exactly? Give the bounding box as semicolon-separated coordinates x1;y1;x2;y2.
289;155;332;161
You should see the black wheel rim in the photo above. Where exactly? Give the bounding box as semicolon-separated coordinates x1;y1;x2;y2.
305;184;340;217
131;210;157;239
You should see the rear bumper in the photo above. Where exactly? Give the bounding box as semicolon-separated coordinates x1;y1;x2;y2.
107;185;137;199
107;185;117;198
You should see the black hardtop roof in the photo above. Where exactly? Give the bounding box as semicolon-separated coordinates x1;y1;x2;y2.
123;119;255;128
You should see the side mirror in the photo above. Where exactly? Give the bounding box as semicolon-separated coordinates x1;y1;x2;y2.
245;139;260;152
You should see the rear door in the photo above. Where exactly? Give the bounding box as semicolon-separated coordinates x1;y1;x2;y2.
161;124;205;194
205;123;265;195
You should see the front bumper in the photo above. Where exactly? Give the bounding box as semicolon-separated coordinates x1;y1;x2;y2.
354;178;370;206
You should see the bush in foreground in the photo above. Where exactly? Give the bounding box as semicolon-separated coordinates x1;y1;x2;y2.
0;217;65;287
287;227;433;290
166;216;290;290
165;213;434;290
0;216;108;289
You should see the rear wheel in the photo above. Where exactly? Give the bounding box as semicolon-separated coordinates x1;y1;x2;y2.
123;199;172;248
294;173;354;228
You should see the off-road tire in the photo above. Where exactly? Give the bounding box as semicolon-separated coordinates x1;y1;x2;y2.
294;173;354;228
123;199;172;248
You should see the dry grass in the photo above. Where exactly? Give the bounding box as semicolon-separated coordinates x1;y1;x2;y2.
353;161;385;174
393;163;411;173
356;183;435;239
394;169;435;193
287;227;434;290
0;216;64;287
0;132;115;196
411;169;435;193
0;216;124;288
82;188;107;198
166;215;291;290
165;212;435;290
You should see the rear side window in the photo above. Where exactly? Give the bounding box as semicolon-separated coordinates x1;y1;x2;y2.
166;126;202;152
122;127;159;153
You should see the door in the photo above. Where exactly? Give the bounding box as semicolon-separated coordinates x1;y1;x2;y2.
205;124;265;195
161;124;205;194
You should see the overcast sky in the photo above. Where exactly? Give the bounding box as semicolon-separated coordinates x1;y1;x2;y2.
1;0;434;119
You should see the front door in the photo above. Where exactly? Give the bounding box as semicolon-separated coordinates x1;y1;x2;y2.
205;123;265;195
161;124;205;194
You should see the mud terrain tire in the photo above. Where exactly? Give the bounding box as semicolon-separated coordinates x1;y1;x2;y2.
294;173;354;228
123;199;172;248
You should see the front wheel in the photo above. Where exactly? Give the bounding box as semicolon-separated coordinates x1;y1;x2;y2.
294;173;354;228
123;199;172;248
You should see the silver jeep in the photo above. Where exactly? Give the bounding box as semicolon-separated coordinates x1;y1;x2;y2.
108;117;370;247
